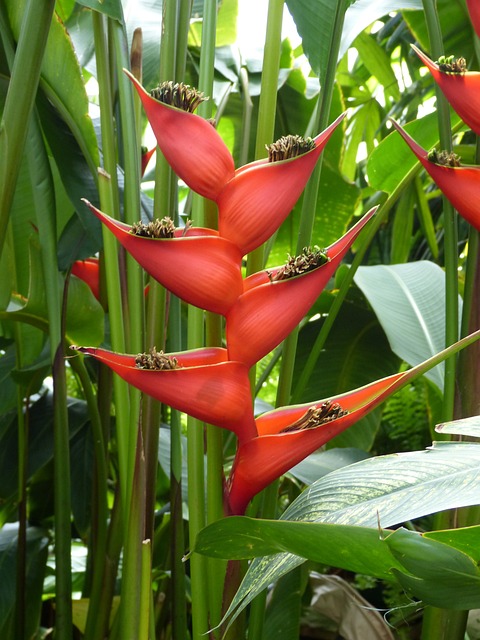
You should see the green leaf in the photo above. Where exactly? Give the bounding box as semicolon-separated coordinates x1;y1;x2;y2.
5;0;99;172
0;524;49;640
2;238;104;346
222;441;480;624
285;0;422;82
353;261;462;390
386;528;480;609
195;518;406;581
288;447;369;485
0;392;89;500
367;111;461;194
426;525;480;563
404;0;475;61
354;31;400;102
75;0;124;21
435;415;480;438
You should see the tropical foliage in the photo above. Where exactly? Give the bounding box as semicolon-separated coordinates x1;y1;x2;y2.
1;0;480;639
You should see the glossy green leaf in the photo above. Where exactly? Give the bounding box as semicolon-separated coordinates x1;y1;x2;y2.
386;528;480;609
195;518;406;581
354;31;400;102
367;111;461;194
404;0;474;61
288;447;369;485
435;415;480;438
285;0;422;82
2;239;104;346
0;392;89;500
222;441;480;624
75;0;124;21
426;525;480;562
5;0;99;172
354;261;462;390
0;524;49;639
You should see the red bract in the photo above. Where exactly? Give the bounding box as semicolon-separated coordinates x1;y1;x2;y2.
82;200;244;315
467;0;480;39
72;258;101;301
125;71;345;256
72;346;257;443
227;369;417;515
391;120;480;231
412;44;480;136
141;147;156;176
225;208;376;367
126;70;235;201
216;114;346;256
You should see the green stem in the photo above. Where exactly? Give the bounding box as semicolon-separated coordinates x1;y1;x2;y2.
420;2;464;637
0;0;56;259
276;0;348;407
25;108;73;638
52;283;73;639
71;355;110;640
421;0;457;419
93;13;133;519
246;0;284;278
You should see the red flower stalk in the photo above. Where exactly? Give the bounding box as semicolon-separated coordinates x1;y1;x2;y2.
125;70;345;255
216;114;346;256
72;258;101;301
225;208;376;367
467;0;480;39
82;200;244;315
412;44;480;136
72;346;257;443
391;120;480;231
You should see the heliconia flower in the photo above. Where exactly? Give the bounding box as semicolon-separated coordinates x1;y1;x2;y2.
216;114;346;256
227;329;480;514
82;199;244;315
225;208;376;367
412;44;480;136
391;120;480;231
72;345;257;443
466;0;480;40
125;70;345;255
72;258;101;301
125;70;235;201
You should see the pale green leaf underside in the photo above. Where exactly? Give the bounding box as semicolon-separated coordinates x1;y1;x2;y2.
354;261;462;390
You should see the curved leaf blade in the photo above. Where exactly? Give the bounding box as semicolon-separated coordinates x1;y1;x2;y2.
222;442;480;624
354;261;462;390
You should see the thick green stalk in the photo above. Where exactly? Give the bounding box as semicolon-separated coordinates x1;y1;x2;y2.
120;428;148;640
419;2;464;638
0;0;55;259
276;0;349;408
71;356;110;640
92;11;132;516
421;0;458;420
246;0;284;277
110;18;144;452
24;109;73;638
